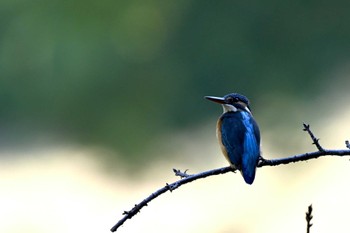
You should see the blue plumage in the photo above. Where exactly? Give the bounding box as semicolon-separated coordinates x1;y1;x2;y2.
220;111;260;184
205;93;261;185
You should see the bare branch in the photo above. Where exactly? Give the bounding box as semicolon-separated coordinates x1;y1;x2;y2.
303;123;324;151
110;167;234;232
110;123;350;232
306;204;313;233
257;149;350;167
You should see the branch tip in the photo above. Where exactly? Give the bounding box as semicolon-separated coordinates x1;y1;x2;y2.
173;168;191;178
302;123;310;131
306;204;313;233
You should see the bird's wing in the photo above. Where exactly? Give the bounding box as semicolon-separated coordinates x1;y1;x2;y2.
241;113;260;184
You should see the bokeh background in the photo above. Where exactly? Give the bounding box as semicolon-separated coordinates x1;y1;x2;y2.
1;1;350;232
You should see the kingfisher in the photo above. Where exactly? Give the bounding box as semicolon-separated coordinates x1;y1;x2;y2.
205;93;261;184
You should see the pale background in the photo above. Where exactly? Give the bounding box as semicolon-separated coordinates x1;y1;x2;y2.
1;1;350;232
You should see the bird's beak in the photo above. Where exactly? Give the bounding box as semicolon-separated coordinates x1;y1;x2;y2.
205;96;225;104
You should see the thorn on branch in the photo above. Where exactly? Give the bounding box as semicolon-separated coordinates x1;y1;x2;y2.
346;140;350;149
173;168;191;178
305;204;313;233
122;204;141;221
166;182;178;192
303;123;324;152
131;205;141;214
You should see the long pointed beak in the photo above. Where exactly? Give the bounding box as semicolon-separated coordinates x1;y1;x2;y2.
205;96;225;104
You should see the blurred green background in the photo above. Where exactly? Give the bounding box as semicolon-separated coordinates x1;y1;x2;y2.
2;0;350;160
2;1;350;233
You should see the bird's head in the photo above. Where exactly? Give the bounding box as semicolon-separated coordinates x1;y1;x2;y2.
205;93;251;113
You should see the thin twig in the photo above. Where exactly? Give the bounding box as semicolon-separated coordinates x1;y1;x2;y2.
257;149;350;167
303;123;324;151
110;123;350;232
173;168;191;178
306;204;313;233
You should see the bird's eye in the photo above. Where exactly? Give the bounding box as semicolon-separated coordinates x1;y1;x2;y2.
226;96;234;103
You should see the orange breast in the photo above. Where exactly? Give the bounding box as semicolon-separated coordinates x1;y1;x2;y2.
216;118;237;170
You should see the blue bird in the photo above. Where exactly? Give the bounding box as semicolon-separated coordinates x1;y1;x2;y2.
205;93;261;184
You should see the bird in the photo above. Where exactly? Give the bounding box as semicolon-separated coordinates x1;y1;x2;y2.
205;93;261;184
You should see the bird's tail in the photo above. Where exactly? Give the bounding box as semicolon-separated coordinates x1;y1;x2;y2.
241;168;256;185
241;155;259;185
